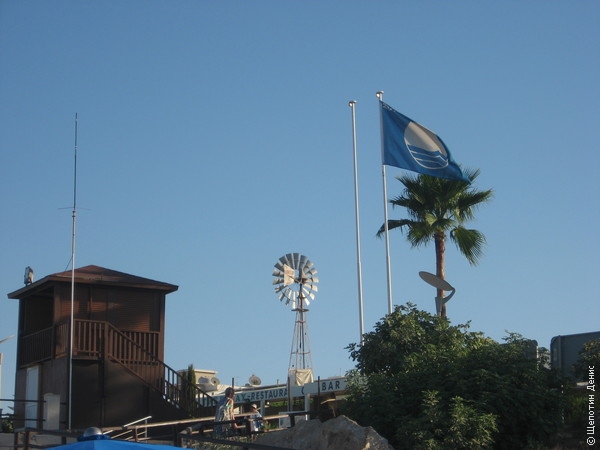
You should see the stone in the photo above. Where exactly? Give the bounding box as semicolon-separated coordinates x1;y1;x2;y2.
254;415;393;450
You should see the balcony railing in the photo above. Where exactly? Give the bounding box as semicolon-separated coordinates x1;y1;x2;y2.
19;320;159;367
18;319;216;417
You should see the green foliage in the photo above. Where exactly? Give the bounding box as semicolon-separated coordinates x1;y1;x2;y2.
377;170;493;266
182;363;197;417
574;339;600;380
345;303;564;449
1;417;14;433
186;363;197;385
395;391;497;450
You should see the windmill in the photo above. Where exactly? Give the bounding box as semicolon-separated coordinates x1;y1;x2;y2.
272;253;318;386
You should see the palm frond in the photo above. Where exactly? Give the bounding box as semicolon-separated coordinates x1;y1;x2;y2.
376;219;414;237
450;227;486;265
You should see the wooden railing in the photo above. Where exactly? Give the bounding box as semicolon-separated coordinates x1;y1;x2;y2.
19;328;54;366
73;319;105;358
18;321;159;365
104;323;217;416
18;320;217;417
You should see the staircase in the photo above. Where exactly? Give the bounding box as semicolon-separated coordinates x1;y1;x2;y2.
104;322;218;417
71;319;218;418
18;319;218;423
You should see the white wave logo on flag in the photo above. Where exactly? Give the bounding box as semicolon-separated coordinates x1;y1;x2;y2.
404;121;450;170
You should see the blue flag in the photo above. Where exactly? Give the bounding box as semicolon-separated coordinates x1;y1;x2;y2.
380;101;470;183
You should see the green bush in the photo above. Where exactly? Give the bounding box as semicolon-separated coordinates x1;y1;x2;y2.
345;303;564;449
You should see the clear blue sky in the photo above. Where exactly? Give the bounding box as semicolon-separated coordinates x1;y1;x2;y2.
1;1;599;408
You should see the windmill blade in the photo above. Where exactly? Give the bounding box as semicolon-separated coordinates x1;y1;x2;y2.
304;260;314;270
273;268;285;277
299;268;307;282
304;284;317;294
302;286;316;300
311;276;319;284
299;254;308;268
306;268;318;277
286;291;297;306
278;256;288;268
273;277;284;285
281;254;293;267
280;288;294;303
286;253;294;268
292;253;301;268
275;284;286;293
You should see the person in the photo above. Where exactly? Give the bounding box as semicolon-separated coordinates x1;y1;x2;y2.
214;387;237;437
248;404;264;434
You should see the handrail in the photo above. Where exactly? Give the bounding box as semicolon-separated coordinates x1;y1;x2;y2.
122;415;153;428
103;322;218;417
107;415;152;441
16;319;218;423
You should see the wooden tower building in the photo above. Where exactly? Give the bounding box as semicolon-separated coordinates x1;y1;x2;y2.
7;265;215;431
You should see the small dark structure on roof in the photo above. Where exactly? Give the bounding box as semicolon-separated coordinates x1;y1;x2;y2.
8;265;216;430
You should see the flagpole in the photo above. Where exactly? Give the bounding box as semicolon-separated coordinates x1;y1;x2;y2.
376;91;393;314
348;100;364;344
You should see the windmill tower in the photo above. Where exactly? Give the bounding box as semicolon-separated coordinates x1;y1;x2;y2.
272;253;319;386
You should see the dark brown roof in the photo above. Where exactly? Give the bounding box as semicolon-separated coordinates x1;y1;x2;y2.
7;265;178;299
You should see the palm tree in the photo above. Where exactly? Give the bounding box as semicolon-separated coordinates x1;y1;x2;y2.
377;168;493;317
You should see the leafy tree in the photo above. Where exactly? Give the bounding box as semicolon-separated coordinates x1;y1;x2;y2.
574;338;600;380
345;303;563;449
377;170;492;316
395;391;497;450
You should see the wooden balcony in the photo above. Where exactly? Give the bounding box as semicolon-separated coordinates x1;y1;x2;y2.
18;319;159;367
18;319;216;417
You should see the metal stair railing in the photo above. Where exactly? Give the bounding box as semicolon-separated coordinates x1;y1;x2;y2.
107;415;152;441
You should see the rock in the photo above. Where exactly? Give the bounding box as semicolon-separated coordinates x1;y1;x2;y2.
254;415;394;450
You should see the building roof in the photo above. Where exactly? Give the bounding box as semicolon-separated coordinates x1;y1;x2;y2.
7;265;179;299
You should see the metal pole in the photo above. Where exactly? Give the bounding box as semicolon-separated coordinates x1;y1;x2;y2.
348;101;365;343
68;113;78;430
0;336;15;414
376;92;393;314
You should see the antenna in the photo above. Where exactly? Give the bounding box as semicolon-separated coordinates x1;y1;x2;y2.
249;374;262;386
68;113;78;431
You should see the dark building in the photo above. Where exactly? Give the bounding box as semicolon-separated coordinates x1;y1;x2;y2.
7;265;215;430
551;330;600;380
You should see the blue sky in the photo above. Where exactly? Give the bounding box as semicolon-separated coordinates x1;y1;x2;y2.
1;1;599;407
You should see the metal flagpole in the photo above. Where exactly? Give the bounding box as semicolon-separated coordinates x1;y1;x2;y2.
68;113;78;430
376;92;393;314
348;100;364;344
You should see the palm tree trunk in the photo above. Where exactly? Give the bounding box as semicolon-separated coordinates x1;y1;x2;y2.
434;232;446;317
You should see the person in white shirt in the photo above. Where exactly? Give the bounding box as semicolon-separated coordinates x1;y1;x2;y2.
248;403;264;434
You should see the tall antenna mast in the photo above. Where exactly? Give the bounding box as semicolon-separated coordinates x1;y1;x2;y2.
68;113;78;430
